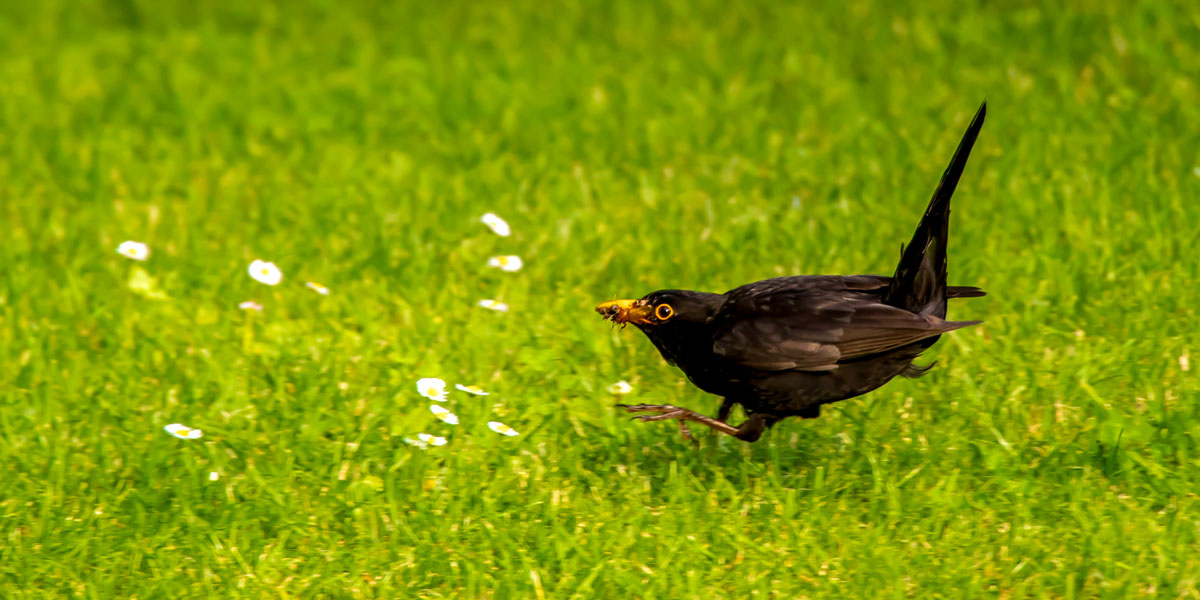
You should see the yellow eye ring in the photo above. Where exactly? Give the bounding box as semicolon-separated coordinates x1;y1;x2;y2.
655;304;674;320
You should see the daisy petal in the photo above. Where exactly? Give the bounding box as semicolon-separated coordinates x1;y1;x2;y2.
429;404;459;425
305;281;331;295
248;259;283;286
164;423;203;440
417;378;449;401
477;299;509;312
487;255;523;272
238;300;263;311
480;213;511;237
455;384;489;396
116;241;150;261
403;437;429;449
606;380;634;395
418;433;448;446
487;421;520;437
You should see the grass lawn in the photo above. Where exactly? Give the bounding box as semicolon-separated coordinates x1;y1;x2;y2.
2;0;1199;597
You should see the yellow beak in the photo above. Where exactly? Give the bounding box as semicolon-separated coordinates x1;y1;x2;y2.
595;298;653;325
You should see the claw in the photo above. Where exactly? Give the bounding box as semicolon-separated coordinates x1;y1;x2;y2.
633;410;688;422
617;400;767;443
678;421;695;442
616;403;679;414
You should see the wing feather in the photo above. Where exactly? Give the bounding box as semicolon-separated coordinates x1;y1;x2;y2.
710;276;978;372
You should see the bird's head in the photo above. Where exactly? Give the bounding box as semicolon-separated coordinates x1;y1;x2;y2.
596;289;725;369
595;290;722;330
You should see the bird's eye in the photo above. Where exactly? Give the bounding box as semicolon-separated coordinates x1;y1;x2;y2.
655;304;674;320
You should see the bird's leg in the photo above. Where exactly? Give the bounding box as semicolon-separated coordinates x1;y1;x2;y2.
616;404;773;443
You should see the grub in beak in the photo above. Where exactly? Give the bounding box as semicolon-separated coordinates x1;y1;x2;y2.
595;299;652;325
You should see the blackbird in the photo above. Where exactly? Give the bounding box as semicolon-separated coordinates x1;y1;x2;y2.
596;103;987;443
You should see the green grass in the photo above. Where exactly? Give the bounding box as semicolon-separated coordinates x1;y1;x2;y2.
2;0;1199;597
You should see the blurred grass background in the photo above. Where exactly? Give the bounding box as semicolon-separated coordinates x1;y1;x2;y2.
1;0;1198;597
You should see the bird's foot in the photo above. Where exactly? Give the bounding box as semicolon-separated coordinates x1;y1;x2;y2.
678;420;696;443
616;403;772;443
615;403;765;442
616;403;684;418
616;404;697;442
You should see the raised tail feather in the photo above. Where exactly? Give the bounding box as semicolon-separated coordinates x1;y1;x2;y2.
947;285;986;299
885;102;986;318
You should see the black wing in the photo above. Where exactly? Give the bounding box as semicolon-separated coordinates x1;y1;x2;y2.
709;276;978;372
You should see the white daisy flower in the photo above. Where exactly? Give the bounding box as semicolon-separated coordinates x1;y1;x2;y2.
455;384;489;396
418;433;448;446
209;472;220;481
487;255;523;272
248;259;283;286
116;241;150;261
306;281;330;295
429;404;459;425
417;378;449;401
607;380;634;395
164;423;203;440
403;437;429;449
480;213;511;237
238;300;263;311
477;299;509;312
487;421;520;437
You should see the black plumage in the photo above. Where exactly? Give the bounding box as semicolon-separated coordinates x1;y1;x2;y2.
596;103;987;442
